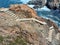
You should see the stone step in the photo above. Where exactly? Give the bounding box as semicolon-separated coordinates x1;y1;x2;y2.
47;26;55;42
4;10;19;20
55;33;60;40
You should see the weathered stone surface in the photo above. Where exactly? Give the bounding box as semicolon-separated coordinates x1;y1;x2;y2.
0;4;59;45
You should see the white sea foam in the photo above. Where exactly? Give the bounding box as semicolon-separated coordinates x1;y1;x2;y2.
47;15;54;17
40;6;51;11
28;5;34;8
21;0;30;4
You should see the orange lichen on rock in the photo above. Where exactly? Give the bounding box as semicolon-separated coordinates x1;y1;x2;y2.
9;4;37;17
9;4;45;22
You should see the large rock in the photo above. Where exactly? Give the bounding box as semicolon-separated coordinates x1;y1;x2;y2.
0;4;59;45
46;0;60;10
27;0;46;8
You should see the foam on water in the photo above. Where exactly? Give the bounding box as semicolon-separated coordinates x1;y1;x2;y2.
35;6;60;27
21;0;30;4
40;6;51;11
28;5;34;8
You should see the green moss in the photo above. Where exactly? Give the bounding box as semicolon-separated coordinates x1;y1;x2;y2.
8;43;16;45
6;35;11;39
0;35;4;43
15;36;27;45
8;36;27;45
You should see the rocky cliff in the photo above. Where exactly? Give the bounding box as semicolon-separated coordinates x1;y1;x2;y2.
27;0;46;8
0;4;60;45
28;0;60;10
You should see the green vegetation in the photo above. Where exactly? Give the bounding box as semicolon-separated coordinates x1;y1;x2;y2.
15;36;27;45
0;35;4;43
8;36;27;45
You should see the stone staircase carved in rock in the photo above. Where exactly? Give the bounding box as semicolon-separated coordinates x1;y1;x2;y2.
3;10;47;25
4;10;19;20
47;26;55;42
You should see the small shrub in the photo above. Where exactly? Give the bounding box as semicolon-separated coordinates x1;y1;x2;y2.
0;35;4;43
15;36;27;45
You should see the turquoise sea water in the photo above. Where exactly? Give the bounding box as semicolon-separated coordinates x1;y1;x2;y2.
0;0;23;8
37;10;60;27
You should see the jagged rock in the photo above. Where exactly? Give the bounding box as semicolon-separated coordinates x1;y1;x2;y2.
27;0;60;10
27;0;46;8
46;0;60;10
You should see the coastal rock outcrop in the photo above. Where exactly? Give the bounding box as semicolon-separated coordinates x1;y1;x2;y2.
46;0;60;10
27;0;60;10
0;4;60;45
27;0;46;8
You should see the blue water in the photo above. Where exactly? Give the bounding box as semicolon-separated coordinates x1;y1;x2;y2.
37;10;60;27
0;0;30;8
0;0;60;27
0;0;23;8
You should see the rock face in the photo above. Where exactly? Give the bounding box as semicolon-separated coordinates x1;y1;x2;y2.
0;4;60;45
27;0;46;8
28;0;60;10
46;0;60;10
